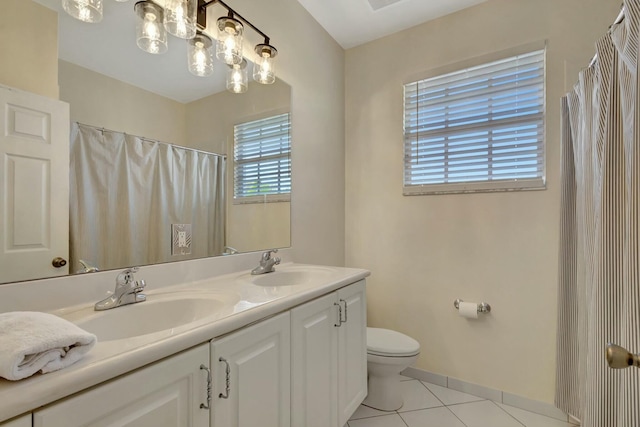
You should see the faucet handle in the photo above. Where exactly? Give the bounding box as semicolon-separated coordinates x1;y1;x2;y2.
262;249;278;260
116;267;139;287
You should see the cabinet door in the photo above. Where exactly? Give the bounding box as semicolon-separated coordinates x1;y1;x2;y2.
291;293;339;427
211;312;290;427
34;344;209;427
337;280;367;426
0;415;31;427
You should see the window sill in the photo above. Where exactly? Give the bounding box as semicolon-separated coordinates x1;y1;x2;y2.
403;178;546;196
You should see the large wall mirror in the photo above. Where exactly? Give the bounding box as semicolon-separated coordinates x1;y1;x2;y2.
1;0;291;285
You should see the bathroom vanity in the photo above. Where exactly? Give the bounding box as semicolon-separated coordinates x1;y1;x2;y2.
0;262;369;427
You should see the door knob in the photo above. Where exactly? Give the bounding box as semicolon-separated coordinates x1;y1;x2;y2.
606;343;640;369
51;257;67;268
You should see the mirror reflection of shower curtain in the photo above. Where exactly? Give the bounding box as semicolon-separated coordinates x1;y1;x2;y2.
69;122;226;273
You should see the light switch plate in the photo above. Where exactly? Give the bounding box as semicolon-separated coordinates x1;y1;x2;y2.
171;224;192;255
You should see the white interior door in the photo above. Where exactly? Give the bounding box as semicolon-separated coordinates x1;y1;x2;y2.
0;85;69;282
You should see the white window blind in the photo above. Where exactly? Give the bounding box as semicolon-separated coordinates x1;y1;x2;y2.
403;49;545;195
234;112;291;202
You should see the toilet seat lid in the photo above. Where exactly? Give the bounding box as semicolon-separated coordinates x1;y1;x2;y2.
367;327;420;357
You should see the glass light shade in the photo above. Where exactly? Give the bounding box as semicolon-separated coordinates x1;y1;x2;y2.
216;16;244;65
135;1;168;55
253;44;277;85
62;0;103;23
226;60;248;94
188;33;214;77
163;0;197;39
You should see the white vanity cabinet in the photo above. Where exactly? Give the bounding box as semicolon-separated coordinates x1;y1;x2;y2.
291;280;367;427
210;312;291;427
33;344;210;427
2;276;368;427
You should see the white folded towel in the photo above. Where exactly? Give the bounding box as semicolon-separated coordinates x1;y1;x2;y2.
0;311;97;381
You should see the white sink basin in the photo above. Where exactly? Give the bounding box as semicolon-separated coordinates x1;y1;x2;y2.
250;266;334;287
70;292;237;342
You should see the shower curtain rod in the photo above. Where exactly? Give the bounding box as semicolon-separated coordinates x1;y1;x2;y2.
75;122;227;159
589;5;626;67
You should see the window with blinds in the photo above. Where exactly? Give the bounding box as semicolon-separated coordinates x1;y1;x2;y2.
234;112;291;203
403;49;546;195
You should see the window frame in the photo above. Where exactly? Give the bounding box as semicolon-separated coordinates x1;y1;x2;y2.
233;111;291;205
402;43;547;196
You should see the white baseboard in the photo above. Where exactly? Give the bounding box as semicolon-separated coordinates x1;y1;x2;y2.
401;367;570;423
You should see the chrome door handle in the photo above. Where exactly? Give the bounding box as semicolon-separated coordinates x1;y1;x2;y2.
340;299;348;323
334;302;342;327
218;357;231;398
200;364;211;409
606;343;640;369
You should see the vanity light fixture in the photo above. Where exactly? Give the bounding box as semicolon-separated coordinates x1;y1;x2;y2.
215;13;244;65
62;0;279;88
164;0;198;39
188;32;214;76
62;0;103;23
226;59;248;93
135;1;168;54
253;42;277;85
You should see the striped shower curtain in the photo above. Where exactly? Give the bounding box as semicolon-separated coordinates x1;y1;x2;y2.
555;0;640;425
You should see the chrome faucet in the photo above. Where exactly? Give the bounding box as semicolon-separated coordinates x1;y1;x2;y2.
251;249;281;275
94;267;146;311
76;259;99;274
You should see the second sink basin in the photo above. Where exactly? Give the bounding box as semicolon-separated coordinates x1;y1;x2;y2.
69;292;237;342
249;265;334;287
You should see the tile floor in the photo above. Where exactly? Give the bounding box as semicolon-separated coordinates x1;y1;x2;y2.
347;377;577;427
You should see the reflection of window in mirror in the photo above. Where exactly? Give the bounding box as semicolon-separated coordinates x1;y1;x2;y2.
233;112;291;204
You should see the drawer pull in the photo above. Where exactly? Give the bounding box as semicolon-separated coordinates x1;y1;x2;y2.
219;357;231;399
199;364;211;409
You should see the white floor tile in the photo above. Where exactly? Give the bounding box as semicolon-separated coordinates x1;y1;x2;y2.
422;382;485;405
400;406;467;427
348;413;408;427
497;403;575;427
448;400;524;427
398;380;444;412
350;404;392;420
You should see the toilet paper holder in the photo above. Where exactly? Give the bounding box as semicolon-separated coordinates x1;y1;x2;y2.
454;299;491;313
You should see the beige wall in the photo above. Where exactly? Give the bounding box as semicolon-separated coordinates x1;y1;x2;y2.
345;0;619;403
186;81;291;252
229;0;346;265
58;61;187;146
0;0;58;98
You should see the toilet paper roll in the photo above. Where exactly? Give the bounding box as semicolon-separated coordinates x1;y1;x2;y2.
458;301;479;319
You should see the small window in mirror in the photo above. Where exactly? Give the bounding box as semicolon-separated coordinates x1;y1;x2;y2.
234;112;291;203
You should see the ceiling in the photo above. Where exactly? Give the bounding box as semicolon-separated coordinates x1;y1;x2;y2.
34;0;486;103
296;0;487;49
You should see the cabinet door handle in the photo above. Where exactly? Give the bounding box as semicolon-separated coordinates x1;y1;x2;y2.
334;302;342;327
340;299;348;323
218;357;231;399
199;364;211;409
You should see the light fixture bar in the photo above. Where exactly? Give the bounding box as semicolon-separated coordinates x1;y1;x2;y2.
197;0;271;42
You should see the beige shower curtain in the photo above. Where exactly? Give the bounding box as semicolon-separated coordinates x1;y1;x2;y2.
69;122;226;273
556;0;640;425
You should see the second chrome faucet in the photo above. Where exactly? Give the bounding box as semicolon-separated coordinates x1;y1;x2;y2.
251;249;281;275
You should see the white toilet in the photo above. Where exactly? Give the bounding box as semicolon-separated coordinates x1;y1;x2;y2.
363;327;420;411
